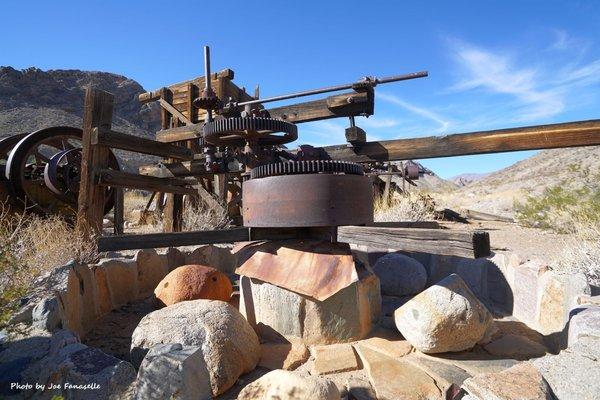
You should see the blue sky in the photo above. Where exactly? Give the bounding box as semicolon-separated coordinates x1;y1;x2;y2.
1;1;599;178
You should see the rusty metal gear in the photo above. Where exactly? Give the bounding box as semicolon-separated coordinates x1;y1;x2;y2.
250;160;364;179
203;117;298;147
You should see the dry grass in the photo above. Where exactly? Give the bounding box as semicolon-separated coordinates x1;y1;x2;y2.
0;203;97;326
551;218;600;287
182;203;230;231
374;193;436;222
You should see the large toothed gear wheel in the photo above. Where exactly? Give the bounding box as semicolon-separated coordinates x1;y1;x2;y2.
243;160;373;228
203;117;298;147
250;160;364;179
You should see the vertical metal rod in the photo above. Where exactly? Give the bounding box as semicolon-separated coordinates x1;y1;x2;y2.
204;46;213;122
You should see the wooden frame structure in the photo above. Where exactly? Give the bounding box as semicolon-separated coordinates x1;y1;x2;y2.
76;69;600;259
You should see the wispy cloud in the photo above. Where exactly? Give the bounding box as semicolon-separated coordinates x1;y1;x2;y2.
448;40;564;120
377;92;450;133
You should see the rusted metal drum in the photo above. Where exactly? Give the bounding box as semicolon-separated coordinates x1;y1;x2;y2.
243;173;374;227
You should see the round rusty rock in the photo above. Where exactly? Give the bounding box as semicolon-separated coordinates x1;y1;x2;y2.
242;173;374;227
154;264;233;307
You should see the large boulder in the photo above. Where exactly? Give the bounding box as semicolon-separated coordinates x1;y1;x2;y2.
154;264;233;306
568;305;600;347
394;274;492;353
238;370;340;400
135;343;211;400
239;273;381;345
130;299;260;396
373;253;427;296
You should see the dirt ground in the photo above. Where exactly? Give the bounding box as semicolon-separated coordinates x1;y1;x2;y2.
441;220;571;262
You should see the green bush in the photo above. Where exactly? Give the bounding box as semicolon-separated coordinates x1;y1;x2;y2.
515;183;600;233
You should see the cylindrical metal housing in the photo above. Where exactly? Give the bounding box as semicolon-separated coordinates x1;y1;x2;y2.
242;173;374;227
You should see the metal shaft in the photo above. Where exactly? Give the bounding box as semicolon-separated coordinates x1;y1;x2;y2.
204;46;213;122
237;71;428;107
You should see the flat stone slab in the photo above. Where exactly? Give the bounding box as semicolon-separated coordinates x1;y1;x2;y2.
259;342;309;371
355;336;413;360
404;354;472;395
355;344;441;400
312;343;360;375
462;361;553;400
533;336;600;400
416;349;519;376
483;333;548;360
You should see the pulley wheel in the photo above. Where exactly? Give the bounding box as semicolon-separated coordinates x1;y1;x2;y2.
5;126;119;216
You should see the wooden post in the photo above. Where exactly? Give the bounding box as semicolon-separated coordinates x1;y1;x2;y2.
163;194;183;232
382;162;392;205
77;88;114;234
113;188;124;235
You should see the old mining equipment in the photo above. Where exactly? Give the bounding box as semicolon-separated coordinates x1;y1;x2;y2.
190;46;427;229
1;127;119;217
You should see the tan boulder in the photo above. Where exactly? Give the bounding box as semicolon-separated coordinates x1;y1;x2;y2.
130;299;260;396
462;361;553;400
154;264;233;307
394;274;492;353
238;370;340;400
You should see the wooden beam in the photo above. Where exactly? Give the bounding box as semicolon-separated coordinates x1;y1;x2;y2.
159;98;193;126
139;160;210;178
96;169;196;195
97;226;335;251
464;209;515;223
98;227;250;251
337;226;490;259
155;124;204;143
113;188;124;235
319;119;600;162
77;88;114;234
267;91;373;124
138;69;235;103
92;128;194;160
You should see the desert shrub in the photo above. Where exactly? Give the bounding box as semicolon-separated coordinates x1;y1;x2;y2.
551;219;600;287
514;184;600;233
182;203;231;231
0;205;96;327
374;193;436;222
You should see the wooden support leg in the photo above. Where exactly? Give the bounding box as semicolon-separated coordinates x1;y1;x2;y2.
382;162;392;205
77;88;114;235
163;193;183;232
113;188;124;235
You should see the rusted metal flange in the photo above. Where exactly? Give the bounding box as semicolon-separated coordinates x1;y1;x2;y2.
243;173;374;227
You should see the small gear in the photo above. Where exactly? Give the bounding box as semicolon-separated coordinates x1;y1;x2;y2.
250;160;364;179
203;117;298;147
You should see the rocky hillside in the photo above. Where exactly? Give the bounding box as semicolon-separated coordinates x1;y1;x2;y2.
440;145;600;216
0;66;159;139
450;172;489;187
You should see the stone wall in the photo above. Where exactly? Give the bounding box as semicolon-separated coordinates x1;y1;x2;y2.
11;244;237;339
351;244;591;345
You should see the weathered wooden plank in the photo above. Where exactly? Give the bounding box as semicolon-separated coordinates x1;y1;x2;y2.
159;98;193;126
98;227;250;251
163;193;184;232
267;91;372;123
113;188;124;235
464;209;515;223
155;124;204;143
97;226;312;251
77;88;114;234
96;169;196;195
92;128;194;160
138;69;235;103
138;160;212;178
337;226;490;258
367;221;440;229
321;119;600;162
